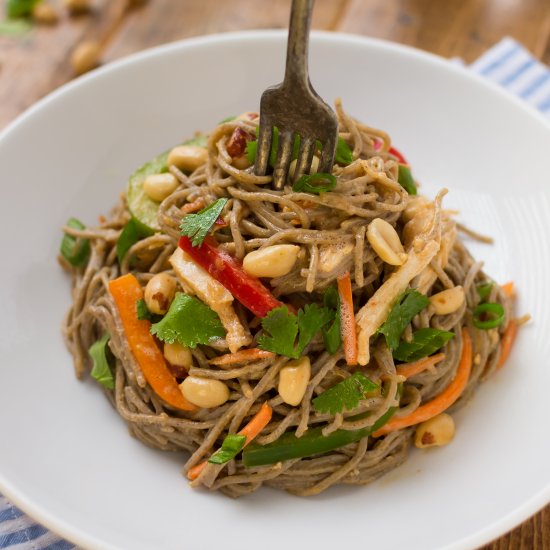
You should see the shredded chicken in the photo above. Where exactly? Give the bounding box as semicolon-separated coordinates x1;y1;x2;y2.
318;242;354;274
355;239;440;365
170;248;251;352
355;190;447;365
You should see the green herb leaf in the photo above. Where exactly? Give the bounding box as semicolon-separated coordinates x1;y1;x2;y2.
312;372;379;415
89;334;114;390
323;316;341;354
179;198;228;247
218;116;236;124
208;434;247;465
297;304;334;352
393;328;454;362
398;164;417;195
258;304;332;358
292;173;337;195
323;285;339;310
258;306;299;358
136;299;152;321
6;0;40;18
476;282;493;300
0;17;32;35
322;286;341;354
60;218;91;268
335;137;353;165
116;217;154;265
136;299;162;323
473;302;505;330
150;292;224;348
378;290;430;350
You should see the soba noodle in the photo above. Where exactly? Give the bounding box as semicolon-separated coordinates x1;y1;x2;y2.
60;101;515;497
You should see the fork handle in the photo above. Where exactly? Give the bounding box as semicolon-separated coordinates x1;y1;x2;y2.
283;0;314;90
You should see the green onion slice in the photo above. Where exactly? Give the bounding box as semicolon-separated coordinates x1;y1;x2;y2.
476;282;494;300
292;173;336;194
60;218;91;268
472;302;505;330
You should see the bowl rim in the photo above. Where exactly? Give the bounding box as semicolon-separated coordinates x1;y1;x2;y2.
1;29;549;550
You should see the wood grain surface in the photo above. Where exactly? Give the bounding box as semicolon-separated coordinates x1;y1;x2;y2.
1;0;549;547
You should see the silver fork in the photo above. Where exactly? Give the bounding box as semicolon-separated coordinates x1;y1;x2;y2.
253;0;338;190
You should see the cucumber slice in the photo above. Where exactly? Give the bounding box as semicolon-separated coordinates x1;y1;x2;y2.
127;150;170;232
126;134;208;232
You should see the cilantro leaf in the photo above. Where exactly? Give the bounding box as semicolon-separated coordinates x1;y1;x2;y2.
312;372;379;415
258;306;299;358
398;164;417;195
393;328;454;362
323;316;341;354
135;299;162;322
89;334;114;390
258;304;332;358
208;434;247;465
335;137;353;165
297;304;334;352
150;292;224;348
378;290;430;351
179;198;228;247
136;298;151;320
60;218;91;268
117;217;154;265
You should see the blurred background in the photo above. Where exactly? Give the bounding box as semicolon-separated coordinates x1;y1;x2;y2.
0;0;549;548
0;0;549;129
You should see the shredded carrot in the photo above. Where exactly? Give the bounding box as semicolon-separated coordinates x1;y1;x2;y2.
187;402;272;480
496;320;518;370
374;328;472;436
187;461;207;481
108;274;196;411
501;281;515;298
337;271;358;366
238;402;273;444
396;353;446;379
181;198;206;213
208;348;275;366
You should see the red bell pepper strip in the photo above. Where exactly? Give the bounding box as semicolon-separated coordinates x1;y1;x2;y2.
178;236;283;318
388;146;408;165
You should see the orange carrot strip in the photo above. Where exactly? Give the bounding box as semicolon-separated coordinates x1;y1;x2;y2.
374;328;472;436
238;402;273;444
108;274;196;411
208;348;275;366
337;271;358;366
186;402;273;480
501;281;515;298
496;320;518;370
181;198;206;213
187;461;207;481
396;353;446;379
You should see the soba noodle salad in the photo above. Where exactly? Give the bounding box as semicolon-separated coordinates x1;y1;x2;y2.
60;100;521;497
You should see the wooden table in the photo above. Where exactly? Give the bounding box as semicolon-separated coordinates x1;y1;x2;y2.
1;0;549;547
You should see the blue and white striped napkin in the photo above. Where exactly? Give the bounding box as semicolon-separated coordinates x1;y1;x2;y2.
1;36;549;550
469;36;550;117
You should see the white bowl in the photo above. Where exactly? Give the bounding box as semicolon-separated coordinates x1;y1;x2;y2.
1;30;549;550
